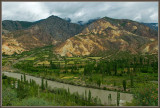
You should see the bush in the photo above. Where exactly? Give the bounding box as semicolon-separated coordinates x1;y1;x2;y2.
140;68;148;73
103;87;107;90
2;86;19;106
132;83;158;106
14;97;52;106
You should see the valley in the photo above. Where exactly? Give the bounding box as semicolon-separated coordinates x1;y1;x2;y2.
2;45;158;106
2;15;158;106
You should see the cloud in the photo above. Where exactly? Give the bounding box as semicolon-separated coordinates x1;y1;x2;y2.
2;2;158;23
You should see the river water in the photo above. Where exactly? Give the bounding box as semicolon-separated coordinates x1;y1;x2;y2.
2;72;133;106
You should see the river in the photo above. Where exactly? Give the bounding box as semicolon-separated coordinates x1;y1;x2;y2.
2;71;133;106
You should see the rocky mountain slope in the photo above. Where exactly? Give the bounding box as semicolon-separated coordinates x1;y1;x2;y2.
2;15;83;55
2;35;25;55
55;17;158;57
2;20;38;35
2;16;158;56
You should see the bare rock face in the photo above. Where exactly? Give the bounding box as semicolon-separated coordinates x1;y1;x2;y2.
2;35;26;55
55;17;158;57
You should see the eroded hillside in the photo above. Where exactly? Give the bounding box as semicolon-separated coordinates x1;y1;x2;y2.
55;17;158;57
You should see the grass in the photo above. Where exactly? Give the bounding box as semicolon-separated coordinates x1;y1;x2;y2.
25;57;36;60
66;57;82;60
36;61;50;65
43;55;49;58
67;61;74;65
87;57;102;60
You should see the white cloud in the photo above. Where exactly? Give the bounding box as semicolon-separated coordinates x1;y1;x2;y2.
2;2;158;23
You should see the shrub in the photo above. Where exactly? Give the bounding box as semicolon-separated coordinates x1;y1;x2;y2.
2;86;18;106
132;83;158;106
103;87;107;90
14;97;52;106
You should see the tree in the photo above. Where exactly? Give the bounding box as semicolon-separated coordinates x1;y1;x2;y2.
123;80;126;91
88;90;92;102
67;88;70;95
108;94;112;105
71;67;74;74
50;61;57;69
130;75;134;87
45;80;48;89
21;75;23;82
107;64;111;75
64;60;68;73
140;56;143;66
134;56;136;65
41;78;45;90
127;64;130;75
114;63;117;76
85;90;87;100
23;73;26;82
97;79;101;88
17;80;28;99
117;92;120;106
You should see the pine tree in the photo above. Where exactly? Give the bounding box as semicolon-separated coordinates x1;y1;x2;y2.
30;79;32;84
21;75;23;82
134;56;136;65
130;74;134;87
115;63;117;76
108;94;112;105
117;92;120;106
41;78;44;90
123;80;126;91
85;90;87;100
68;87;70;95
88;90;92;103
97;79;101;88
23;73;26;82
45;80;48;89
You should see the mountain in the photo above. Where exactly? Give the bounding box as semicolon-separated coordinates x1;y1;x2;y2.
2;15;84;55
2;20;36;32
33;15;83;41
77;18;100;26
141;23;158;31
55;17;158;57
2;16;158;56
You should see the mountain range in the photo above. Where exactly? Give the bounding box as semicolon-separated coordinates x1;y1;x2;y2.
2;15;158;56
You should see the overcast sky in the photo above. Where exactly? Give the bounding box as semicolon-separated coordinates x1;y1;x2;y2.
2;2;158;23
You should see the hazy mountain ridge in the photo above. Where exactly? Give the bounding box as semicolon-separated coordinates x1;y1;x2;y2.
141;23;158;31
2;20;37;32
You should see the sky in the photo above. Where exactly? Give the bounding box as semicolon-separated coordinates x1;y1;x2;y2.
2;2;158;23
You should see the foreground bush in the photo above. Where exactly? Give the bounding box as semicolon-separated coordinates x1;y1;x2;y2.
14;97;52;106
2;86;19;106
132;83;158;106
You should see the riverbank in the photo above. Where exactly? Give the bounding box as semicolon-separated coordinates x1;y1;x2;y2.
2;71;133;106
7;68;132;94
